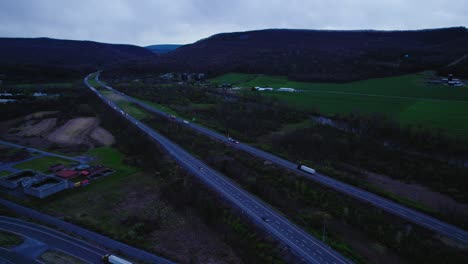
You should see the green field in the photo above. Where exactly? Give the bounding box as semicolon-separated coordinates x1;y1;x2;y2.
86;73;101;88
0;171;11;177
86;147;140;177
13;156;73;173
10;82;75;89
211;72;468;138
0;230;23;248
101;91;150;120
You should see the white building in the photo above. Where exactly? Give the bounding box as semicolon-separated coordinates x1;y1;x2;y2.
278;87;296;92
255;87;274;91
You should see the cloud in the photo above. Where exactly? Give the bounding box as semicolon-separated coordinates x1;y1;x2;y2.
0;0;466;46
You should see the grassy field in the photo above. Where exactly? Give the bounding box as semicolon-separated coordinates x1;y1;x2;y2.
13;156;73;173
86;147;140;177
0;171;11;177
135;98;180;116
86;73;101;88
101;91;150;120
211;72;468;138
40;250;85;264
10;82;75;89
0;230;23;248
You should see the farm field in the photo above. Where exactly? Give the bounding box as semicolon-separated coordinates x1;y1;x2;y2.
211;72;468;138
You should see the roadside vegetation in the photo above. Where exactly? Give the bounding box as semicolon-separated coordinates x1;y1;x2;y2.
144;112;468;264
0;230;23;248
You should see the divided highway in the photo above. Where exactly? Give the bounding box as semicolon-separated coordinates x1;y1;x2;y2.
86;74;351;263
95;73;468;245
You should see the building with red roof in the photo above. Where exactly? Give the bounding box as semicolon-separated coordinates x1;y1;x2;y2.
55;169;78;179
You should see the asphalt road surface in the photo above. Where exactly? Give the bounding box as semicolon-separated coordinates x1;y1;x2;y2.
94;73;468;245
0;216;107;263
0;199;174;264
87;74;351;263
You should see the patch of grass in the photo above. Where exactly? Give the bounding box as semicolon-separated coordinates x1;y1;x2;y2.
11;83;75;89
40;250;86;264
118;101;149;120
135;98;180;117
86;73;101;88
0;230;23;248
0;171;12;177
13;156;73;173
86;147;140;176
101;91;150;120
188;103;216;111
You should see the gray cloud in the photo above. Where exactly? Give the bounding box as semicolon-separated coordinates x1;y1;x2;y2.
0;0;467;46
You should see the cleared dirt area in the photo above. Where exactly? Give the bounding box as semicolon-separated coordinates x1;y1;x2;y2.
0;112;115;150
17;118;57;137
89;127;115;146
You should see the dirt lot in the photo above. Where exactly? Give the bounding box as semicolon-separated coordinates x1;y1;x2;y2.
0;112;115;151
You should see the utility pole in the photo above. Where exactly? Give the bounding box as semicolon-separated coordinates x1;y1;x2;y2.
322;217;326;242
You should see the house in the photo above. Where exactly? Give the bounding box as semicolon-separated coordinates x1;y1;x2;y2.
278;87;296;92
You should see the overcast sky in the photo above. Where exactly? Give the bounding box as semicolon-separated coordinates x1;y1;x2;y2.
0;0;466;46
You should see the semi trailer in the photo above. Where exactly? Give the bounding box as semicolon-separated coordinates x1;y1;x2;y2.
298;164;316;174
102;254;132;264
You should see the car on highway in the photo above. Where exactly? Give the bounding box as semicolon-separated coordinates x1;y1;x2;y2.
227;137;239;144
183;120;189;124
261;216;271;222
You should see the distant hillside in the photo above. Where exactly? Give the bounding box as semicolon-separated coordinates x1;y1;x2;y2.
146;44;182;54
0;37;154;82
108;27;468;82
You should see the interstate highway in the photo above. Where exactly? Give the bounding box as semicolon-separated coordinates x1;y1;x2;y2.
86;74;351;264
95;73;468;245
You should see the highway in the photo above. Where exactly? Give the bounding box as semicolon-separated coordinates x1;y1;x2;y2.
0;216;107;263
86;74;352;263
94;73;468;245
0;199;174;264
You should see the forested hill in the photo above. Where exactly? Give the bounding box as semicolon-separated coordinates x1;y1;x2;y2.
0;37;154;66
109;27;468;82
0;37;155;82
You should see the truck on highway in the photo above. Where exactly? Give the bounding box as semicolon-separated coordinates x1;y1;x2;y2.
102;254;132;264
297;164;316;174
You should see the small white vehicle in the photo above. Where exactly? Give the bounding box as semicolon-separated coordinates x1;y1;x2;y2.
183;120;189;124
227;137;240;144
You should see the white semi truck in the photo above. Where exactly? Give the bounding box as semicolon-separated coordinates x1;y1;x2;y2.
298;164;316;174
102;254;132;264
